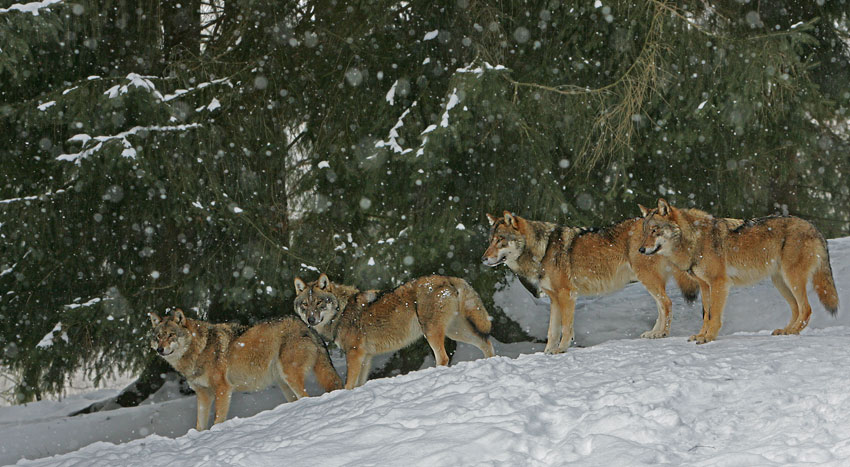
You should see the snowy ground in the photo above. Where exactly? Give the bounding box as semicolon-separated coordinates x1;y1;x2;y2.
2;237;848;466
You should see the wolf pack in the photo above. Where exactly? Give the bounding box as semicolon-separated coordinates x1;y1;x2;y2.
149;198;839;430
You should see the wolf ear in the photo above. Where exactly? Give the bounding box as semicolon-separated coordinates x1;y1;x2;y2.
502;211;516;228
149;312;161;327
173;308;186;325
317;273;330;290
638;204;650;217
657;198;671;217
486;213;498;227
294;277;307;293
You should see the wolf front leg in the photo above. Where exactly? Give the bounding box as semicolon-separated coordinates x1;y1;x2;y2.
543;295;563;354
555;289;576;353
698;278;729;343
194;386;214;431
636;270;673;339
344;347;367;389
688;276;712;343
212;380;233;426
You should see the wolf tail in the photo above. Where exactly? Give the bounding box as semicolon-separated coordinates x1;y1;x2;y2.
673;268;699;304
812;237;839;316
450;278;493;337
312;340;343;392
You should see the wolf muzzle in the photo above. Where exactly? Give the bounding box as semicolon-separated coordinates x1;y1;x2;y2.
639;245;661;255
481;255;504;267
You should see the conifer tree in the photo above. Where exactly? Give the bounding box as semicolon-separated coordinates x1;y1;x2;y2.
1;0;848;402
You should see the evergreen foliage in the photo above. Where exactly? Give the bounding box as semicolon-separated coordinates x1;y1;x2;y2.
1;0;848;402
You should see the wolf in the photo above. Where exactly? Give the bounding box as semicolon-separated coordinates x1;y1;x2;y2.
149;309;342;430
637;198;839;343
293;273;495;389
482;211;700;354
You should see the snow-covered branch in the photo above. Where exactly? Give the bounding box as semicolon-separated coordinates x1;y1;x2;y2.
0;0;62;16
375;102;417;155
0;189;66;205
104;73;164;101
163;77;233;102
57;124;202;164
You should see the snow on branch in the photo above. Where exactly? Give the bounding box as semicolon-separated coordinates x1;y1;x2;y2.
64;296;107;310
0;0;62;16
163;77;233;102
455;61;508;77
375;102;417;155
36;322;68;349
104;73;164;101
57;124;202;164
0;189;66;205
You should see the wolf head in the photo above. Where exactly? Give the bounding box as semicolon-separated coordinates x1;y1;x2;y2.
638;198;681;257
482;211;527;267
293;274;341;328
149;309;191;360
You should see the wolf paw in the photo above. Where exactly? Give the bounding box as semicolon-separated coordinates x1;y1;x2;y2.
543;347;564;355
772;328;793;336
690;334;715;344
641;330;668;339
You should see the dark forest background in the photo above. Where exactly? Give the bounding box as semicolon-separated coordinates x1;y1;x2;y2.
1;0;848;404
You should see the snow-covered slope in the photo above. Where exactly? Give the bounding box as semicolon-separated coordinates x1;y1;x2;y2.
5;237;850;466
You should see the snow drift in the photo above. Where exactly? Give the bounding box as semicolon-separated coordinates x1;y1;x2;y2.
4;237;849;466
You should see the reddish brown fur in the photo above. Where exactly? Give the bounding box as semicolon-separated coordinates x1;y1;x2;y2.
482;210;700;354
294;274;495;389
149;310;341;430
638;198;839;343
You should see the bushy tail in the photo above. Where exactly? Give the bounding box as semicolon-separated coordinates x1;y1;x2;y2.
451;278;492;337
312;341;343;392
812;240;839;316
673;269;699;304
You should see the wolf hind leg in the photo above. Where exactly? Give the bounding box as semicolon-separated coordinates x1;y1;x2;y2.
770;273;800;335
447;315;495;360
424;324;450;366
783;268;813;334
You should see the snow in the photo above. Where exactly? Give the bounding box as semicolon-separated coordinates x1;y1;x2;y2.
422;30;439;41
375;103;416;154
35;322;67;349
3;237;849;466
0;0;62;16
206;97;221;111
0;189;66;205
57;124;201;164
440;88;459;128
456;61;508;76
103;73;164;101
385;80;398;106
317;160;330;169
36;101;55;111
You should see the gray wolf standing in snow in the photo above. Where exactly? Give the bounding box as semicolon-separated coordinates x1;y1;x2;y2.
637;198;839;343
293;273;495;389
481;211;699;353
149;309;341;430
